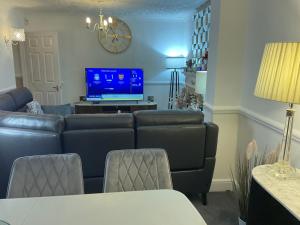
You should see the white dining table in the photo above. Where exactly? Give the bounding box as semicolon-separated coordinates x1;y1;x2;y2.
0;190;207;225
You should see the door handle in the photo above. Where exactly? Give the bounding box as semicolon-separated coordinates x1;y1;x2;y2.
52;85;59;91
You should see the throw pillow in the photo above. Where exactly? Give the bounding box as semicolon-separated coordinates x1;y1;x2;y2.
26;100;44;115
41;104;73;116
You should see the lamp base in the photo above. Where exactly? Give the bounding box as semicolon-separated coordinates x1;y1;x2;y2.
268;160;297;180
168;69;180;109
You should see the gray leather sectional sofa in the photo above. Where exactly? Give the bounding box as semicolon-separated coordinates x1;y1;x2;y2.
0;88;219;203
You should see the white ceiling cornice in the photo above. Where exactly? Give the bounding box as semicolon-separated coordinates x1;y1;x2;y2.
1;0;206;19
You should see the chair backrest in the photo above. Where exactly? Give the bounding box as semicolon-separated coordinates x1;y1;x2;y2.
103;149;173;192
6;154;84;198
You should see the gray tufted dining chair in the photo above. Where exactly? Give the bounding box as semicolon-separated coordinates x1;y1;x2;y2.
103;149;173;192
7;154;84;198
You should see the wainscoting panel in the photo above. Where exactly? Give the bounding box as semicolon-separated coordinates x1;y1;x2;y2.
205;103;300;192
238;111;300;169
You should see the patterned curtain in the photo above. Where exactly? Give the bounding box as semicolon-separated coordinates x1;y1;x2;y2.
192;2;211;70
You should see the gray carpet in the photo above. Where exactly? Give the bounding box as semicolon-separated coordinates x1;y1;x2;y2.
189;191;239;225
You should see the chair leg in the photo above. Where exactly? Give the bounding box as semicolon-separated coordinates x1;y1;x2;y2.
201;193;207;205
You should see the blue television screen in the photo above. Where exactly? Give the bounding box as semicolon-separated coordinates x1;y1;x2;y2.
86;68;144;101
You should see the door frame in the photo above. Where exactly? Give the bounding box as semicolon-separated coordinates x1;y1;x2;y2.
19;31;63;104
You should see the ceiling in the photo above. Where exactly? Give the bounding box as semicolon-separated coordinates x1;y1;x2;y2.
1;0;206;18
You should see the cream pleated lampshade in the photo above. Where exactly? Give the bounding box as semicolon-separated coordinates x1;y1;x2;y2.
254;42;300;104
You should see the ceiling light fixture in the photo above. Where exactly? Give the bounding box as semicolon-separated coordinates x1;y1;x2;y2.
85;9;113;34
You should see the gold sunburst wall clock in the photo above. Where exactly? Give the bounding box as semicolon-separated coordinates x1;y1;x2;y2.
98;18;132;54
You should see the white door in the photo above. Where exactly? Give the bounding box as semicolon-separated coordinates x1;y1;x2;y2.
21;32;62;105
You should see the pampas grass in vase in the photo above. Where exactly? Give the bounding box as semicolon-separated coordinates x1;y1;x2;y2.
231;140;279;224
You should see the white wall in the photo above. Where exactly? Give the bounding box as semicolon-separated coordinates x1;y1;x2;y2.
22;11;192;109
205;0;248;191
207;0;247;107
206;0;300;192
238;0;300;168
0;6;17;92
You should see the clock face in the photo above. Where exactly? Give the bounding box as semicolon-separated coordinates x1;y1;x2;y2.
98;18;132;54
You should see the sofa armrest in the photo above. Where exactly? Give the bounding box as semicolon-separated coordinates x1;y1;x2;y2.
204;122;219;158
0;111;64;133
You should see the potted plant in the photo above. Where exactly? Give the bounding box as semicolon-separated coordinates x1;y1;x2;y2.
231;140;279;225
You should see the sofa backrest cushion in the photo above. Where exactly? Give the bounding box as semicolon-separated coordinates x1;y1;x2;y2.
0;94;17;112
63;114;135;193
134;110;206;171
134;110;204;126
42;104;73;116
6;87;33;111
0;112;64;133
64;113;133;130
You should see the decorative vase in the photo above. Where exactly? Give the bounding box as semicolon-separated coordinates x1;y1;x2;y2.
238;217;246;225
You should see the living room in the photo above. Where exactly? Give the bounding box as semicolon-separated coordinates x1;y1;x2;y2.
7;3;193;108
1;0;300;225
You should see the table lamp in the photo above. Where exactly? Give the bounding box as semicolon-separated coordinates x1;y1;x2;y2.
166;56;186;109
254;42;300;178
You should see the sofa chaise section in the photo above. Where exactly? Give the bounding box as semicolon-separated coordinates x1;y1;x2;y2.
0;112;64;198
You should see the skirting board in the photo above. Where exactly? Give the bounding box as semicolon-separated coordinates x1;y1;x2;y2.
210;179;232;192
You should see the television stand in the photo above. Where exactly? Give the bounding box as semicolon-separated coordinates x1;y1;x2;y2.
74;101;158;114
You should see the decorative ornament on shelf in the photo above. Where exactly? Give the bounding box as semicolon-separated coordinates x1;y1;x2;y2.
190;50;208;72
198;50;208;71
254;42;300;179
185;59;196;72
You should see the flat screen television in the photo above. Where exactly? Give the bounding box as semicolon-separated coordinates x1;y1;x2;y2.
85;68;144;101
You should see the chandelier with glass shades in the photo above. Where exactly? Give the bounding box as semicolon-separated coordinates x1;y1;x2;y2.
85;9;113;33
